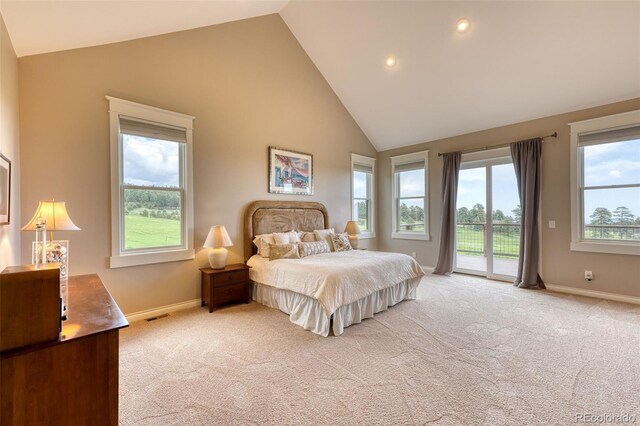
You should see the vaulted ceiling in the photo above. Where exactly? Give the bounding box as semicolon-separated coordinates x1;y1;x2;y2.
1;1;639;151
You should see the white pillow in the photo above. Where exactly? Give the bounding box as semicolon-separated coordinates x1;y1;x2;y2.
313;228;335;252
273;230;301;245
253;234;275;258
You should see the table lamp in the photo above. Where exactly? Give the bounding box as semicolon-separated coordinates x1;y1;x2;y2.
344;220;362;249
203;225;233;269
22;200;81;275
22;200;81;320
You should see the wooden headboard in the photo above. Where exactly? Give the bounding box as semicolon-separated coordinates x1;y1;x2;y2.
244;200;329;261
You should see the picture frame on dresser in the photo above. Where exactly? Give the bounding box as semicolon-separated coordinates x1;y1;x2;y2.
268;147;313;195
0;153;11;225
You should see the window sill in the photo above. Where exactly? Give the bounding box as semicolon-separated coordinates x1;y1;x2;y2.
392;232;429;241
360;232;376;240
570;241;640;256
110;248;195;268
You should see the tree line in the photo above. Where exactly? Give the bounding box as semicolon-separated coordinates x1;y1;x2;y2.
454;203;639;226
124;189;181;221
398;202;521;226
589;206;639;225
456;204;521;224
400;203;425;224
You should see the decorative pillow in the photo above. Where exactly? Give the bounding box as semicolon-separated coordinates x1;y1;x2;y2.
313;228;335;251
297;231;317;242
269;243;300;260
273;230;301;245
298;241;331;258
330;232;352;252
253;234;275;258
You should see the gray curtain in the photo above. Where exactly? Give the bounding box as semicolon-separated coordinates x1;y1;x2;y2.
433;152;461;275
510;138;545;289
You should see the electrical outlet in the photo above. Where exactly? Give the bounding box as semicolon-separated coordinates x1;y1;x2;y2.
411;252;417;259
584;270;593;281
549;220;556;229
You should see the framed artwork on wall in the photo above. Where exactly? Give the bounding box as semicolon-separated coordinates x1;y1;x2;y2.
0;153;10;225
269;147;313;195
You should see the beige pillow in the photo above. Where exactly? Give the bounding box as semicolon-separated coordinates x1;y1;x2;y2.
298;231;317;242
269;243;300;260
331;232;352;252
253;234;275;258
298;241;331;258
313;228;335;251
273;230;301;245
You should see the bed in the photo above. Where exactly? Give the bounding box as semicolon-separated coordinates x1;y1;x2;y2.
244;200;424;336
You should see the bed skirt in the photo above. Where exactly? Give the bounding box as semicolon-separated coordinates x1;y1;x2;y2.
251;276;421;337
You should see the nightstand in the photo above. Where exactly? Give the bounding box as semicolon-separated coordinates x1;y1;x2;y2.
199;264;250;313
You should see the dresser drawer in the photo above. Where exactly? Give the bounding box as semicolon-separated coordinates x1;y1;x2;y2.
213;282;247;304
212;270;248;286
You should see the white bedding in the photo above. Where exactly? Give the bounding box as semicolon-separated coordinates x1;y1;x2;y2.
247;250;424;316
253;277;420;336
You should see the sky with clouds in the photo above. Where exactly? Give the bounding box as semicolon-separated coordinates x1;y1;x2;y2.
395;169;425;211
456;139;639;224
123;135;180;187
124;133;638;225
582;139;639;222
353;171;368;199
457;163;519;218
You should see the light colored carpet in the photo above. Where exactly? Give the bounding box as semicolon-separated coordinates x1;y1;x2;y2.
119;274;640;425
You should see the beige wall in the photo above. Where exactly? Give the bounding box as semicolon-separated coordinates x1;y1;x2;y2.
378;98;640;298
19;14;376;314
0;14;20;270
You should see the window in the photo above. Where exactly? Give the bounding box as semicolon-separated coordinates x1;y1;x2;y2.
108;97;195;267
391;150;429;240
351;154;376;238
570;110;640;256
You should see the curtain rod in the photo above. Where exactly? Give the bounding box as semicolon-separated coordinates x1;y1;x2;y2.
437;132;557;157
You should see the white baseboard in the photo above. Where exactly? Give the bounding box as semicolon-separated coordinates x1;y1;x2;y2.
125;298;202;323
545;284;640;306
420;265;435;273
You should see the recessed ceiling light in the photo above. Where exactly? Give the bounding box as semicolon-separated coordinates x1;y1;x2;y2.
385;56;397;68
456;18;470;33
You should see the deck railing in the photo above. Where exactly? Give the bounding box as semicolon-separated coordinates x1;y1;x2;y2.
584;224;640;241
456;222;640;258
456;223;520;259
399;222;425;232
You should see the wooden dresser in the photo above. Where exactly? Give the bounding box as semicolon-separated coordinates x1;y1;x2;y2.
1;274;128;425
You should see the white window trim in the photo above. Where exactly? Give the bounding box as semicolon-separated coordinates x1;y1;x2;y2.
391;150;430;241
107;96;196;268
569;109;640;256
350;154;376;239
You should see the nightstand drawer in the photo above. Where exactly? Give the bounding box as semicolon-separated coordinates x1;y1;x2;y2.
213;283;247;304
212;270;248;286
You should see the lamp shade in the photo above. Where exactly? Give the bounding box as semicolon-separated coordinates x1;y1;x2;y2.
344;221;362;235
21;201;81;231
203;225;233;248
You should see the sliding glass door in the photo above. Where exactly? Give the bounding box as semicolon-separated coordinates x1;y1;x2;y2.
455;156;520;280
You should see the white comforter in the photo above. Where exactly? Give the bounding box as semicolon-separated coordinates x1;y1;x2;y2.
247;250;424;316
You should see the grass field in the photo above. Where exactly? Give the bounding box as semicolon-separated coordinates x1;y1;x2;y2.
456;226;519;258
124;215;181;249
